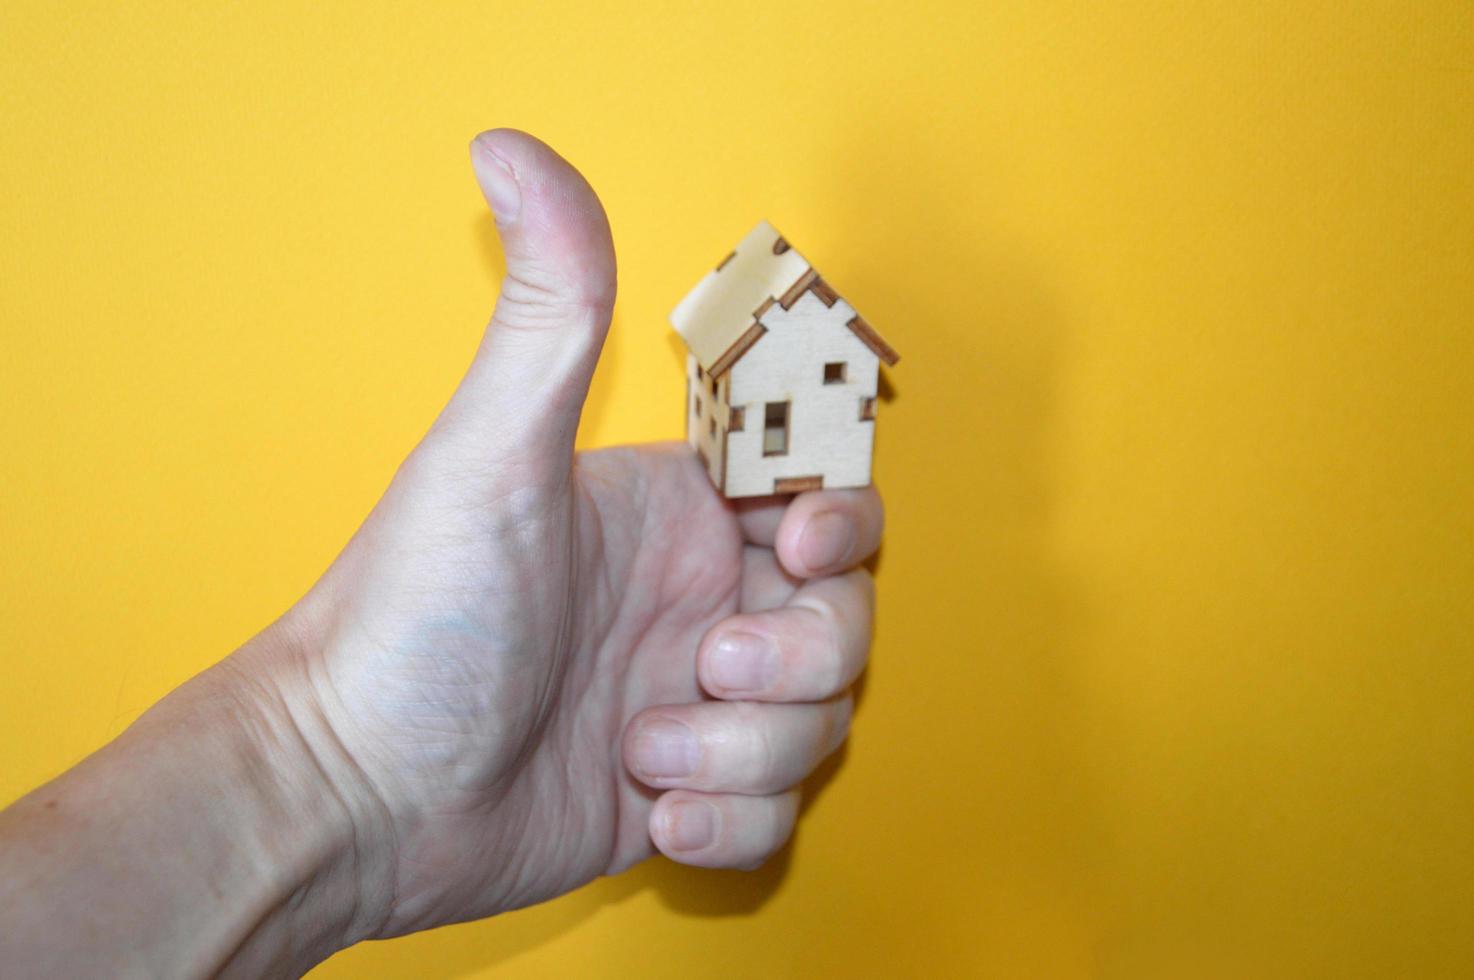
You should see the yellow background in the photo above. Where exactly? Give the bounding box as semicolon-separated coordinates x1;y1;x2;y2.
2;2;1471;976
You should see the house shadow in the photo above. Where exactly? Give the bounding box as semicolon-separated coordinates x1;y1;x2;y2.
324;119;1085;978
589;123;1092;965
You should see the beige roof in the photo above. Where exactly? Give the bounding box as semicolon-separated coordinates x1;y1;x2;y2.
670;221;808;371
670;220;900;375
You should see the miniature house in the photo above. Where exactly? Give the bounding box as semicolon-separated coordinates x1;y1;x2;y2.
670;221;900;498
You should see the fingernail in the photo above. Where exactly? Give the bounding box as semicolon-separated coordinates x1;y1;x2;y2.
633;718;699;779
798;511;855;572
470;136;521;224
666;800;718;851
710;631;779;693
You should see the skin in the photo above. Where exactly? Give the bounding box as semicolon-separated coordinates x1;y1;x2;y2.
0;129;883;977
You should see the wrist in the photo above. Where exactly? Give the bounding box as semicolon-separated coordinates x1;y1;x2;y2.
205;620;399;971
0;619;396;977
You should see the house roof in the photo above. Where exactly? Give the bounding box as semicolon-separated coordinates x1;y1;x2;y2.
670;220;900;377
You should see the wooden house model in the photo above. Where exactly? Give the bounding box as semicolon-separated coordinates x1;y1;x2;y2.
670;221;900;498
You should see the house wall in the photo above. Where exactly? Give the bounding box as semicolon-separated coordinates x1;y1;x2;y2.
723;291;880;497
686;352;726;488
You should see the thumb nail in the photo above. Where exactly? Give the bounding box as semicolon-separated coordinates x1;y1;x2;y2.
470;136;522;224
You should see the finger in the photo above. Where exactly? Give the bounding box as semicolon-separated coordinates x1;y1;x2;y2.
775;486;884;578
700;569;873;702
733;495;790;546
624;696;852;796
428;129;616;479
739;545;801;613
649;790;800;870
737;487;883;577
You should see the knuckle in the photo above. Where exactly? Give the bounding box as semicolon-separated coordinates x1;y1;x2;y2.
792;591;865;693
745;797;798;869
825;632;850;695
743;710;781;789
826;697;855;755
495;267;611;330
795;593;841;629
805;613;847;696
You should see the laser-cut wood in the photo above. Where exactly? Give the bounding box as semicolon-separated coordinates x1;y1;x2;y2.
774;475;824;493
671;220;900;498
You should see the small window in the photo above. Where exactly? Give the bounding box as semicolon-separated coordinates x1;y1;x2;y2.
763;402;790;457
694;394;702;418
823;362;847;385
860;396;876;421
709;415;716;438
709;374;718;397
729;406;745;432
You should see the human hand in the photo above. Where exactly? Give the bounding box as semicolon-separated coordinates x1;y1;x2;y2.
235;129;884;943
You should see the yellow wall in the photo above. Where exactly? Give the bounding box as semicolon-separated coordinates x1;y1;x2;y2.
2;3;1471;976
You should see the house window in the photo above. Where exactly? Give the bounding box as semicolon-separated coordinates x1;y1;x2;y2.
763;402;790;456
694;394;702;418
860;396;876;421
709;415;716;438
729;406;745;432
823;362;847;385
709;374;718;398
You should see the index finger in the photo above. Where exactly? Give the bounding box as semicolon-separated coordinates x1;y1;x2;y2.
736;486;884;579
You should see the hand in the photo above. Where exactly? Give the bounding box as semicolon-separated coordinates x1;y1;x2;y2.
237;129;884;942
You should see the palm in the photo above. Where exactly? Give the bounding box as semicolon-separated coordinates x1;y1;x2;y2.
533;445;749;883
501;443;753;903
318;442;749;935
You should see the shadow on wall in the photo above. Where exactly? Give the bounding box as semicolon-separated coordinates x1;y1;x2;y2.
620;121;1096;964
344;120;1091;977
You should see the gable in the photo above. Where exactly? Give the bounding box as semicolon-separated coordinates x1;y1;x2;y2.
727;290;881;389
736;291;878;369
670;220;901;376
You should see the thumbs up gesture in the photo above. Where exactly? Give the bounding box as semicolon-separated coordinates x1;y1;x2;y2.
0;131;886;963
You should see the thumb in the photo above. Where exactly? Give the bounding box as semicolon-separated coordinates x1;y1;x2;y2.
431;129;616;476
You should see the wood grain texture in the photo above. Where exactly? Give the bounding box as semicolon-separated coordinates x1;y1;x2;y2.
774;475;824;493
670;220;808;371
722;291;882;497
672;223;901;498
